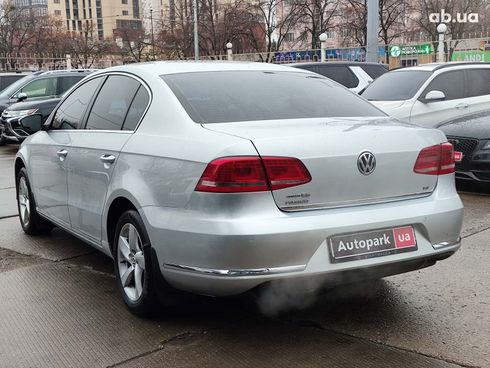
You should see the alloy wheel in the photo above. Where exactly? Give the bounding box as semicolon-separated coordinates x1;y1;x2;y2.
18;176;30;227
117;223;146;302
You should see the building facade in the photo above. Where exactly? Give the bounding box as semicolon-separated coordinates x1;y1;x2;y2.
47;0;143;40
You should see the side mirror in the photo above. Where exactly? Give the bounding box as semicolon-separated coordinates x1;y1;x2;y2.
19;114;43;133
17;92;28;102
422;90;446;103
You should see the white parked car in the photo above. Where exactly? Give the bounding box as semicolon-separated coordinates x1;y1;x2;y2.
361;62;490;127
291;62;388;93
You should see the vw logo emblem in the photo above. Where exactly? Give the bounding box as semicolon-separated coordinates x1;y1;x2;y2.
357;151;376;175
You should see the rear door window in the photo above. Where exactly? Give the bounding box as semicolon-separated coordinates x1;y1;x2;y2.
85;75;140;130
466;69;490;97
421;71;465;100
316;65;359;88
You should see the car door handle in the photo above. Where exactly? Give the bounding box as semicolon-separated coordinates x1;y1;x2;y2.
56;149;68;158
100;154;116;164
455;103;469;110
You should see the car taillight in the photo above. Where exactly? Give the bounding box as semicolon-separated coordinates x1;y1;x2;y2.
195;156;311;193
262;157;311;190
413;143;455;175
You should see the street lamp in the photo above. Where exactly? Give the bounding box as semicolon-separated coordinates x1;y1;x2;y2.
150;7;155;60
437;23;447;63
319;33;327;62
226;42;233;61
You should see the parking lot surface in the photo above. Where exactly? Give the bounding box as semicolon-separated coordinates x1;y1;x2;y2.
0;144;488;368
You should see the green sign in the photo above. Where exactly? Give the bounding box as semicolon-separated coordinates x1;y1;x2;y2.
452;50;490;62
390;44;433;58
390;46;401;57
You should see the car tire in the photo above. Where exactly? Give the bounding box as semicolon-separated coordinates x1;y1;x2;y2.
113;210;159;316
16;167;53;235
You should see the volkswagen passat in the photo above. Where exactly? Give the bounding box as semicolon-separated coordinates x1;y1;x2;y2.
15;62;463;315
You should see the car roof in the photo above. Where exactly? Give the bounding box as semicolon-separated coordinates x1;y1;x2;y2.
290;61;388;67
94;61;313;76
391;62;490;72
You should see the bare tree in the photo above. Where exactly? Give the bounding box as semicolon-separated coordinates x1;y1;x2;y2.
66;23;115;68
413;0;486;60
244;0;302;61
0;1;36;69
297;0;339;49
339;0;368;47
116;28;151;62
27;16;69;68
379;0;412;62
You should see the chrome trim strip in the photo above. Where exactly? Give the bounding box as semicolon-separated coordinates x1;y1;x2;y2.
163;263;306;277
282;192;432;212
432;238;461;249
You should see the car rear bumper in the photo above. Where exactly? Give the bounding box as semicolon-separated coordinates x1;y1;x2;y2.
141;175;463;296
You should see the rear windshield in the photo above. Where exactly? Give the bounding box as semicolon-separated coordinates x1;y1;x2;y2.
162;71;384;123
361;70;431;101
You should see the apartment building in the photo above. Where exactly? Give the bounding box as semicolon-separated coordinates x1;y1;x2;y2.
47;0;143;40
11;0;48;17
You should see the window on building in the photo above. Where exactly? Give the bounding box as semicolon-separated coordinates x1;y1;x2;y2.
284;33;294;42
122;10;128;15
122;0;128;3
53;0;60;3
54;9;61;15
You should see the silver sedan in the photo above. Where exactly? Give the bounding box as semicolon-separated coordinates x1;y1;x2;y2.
15;62;463;315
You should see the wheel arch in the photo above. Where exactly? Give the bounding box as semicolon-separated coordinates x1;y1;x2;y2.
14;157;26;182
106;196;139;256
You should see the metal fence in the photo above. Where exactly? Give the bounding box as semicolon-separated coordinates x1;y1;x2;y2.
1;37;489;71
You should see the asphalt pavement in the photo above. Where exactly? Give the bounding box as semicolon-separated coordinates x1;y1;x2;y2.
0;144;488;368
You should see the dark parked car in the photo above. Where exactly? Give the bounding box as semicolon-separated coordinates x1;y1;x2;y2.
290;62;388;93
0;69;95;144
1;97;61;143
438;110;490;183
0;72;30;92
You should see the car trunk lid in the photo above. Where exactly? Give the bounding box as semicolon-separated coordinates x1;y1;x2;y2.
203;117;445;211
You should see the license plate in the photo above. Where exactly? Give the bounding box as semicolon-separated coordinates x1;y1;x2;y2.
454;151;463;162
329;226;417;263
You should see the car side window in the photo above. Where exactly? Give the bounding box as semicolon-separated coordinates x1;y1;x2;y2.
85;75;140;131
18;77;58;98
422;71;465;100
58;75;86;95
466;69;490;97
52;77;103;130
317;65;359;88
122;86;150;131
361;65;388;80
